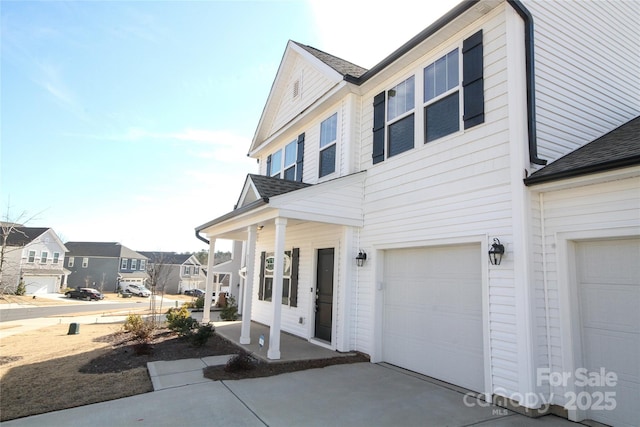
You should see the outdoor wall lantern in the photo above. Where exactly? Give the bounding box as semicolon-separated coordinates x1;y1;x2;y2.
356;250;367;267
489;238;505;265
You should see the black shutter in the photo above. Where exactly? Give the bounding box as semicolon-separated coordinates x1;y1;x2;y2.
266;155;272;176
290;248;299;307
296;133;305;182
463;30;484;129
258;251;266;300
372;92;386;164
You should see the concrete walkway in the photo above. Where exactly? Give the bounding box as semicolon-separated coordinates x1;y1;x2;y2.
3;362;578;427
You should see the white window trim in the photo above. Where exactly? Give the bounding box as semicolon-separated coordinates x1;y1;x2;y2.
121;258;128;269
82;257;88;268
68;257;75;268
140;260;146;271
386;75;416;127
283;139;298;179
27;250;36;263
319;113;339;180
53;252;60;264
40;252;48;264
270;149;283;178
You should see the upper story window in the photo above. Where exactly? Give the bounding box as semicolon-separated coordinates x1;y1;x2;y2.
131;259;137;270
193;266;199;275
68;257;74;267
27;250;36;263
82;257;88;268
140;259;146;271
184;265;191;275
53;252;60;264
319;113;337;178
121;258;128;269
40;251;48;263
283;140;297;181
266;133;305;182
424;48;460;142
372;30;484;165
387;76;415;158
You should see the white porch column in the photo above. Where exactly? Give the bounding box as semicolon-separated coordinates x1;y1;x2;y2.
240;225;257;344
203;238;216;323
267;217;287;360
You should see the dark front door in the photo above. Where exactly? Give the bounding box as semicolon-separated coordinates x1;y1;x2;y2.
315;248;334;342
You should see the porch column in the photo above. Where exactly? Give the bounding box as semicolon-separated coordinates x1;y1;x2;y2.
267;217;287;360
203;238;216;323
240;225;257;344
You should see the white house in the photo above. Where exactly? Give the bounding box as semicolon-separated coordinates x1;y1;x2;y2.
196;1;639;425
1;226;69;294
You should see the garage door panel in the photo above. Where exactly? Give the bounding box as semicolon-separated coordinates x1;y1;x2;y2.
383;244;484;393
576;238;640;426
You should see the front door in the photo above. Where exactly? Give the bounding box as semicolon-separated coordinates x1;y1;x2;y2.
315;248;334;342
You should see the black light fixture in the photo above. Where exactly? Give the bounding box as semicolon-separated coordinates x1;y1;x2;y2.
356;250;367;267
489;238;505;265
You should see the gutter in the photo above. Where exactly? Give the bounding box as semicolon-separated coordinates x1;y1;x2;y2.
195;229;209;245
523;155;640;186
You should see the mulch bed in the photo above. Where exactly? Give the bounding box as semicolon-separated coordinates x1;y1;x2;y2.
80;326;370;379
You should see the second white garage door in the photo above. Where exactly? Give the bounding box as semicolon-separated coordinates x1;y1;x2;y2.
383;244;484;392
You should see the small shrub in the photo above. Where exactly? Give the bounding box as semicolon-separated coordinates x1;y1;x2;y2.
14;280;26;296
220;294;238;321
194;295;204;310
190;323;214;347
123;314;155;345
165;306;198;337
225;350;257;373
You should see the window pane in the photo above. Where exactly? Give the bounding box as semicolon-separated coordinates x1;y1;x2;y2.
387;76;415;121
425;92;459;142
388;114;415;157
271;150;282;175
435;56;447;95
447;49;459;91
282;278;290;305
320;113;337;148
424;64;435;102
319;144;336;177
284;140;297;166
284;166;296;181
264;278;273;301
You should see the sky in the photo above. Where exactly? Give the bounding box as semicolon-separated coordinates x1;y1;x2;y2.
1;0;460;253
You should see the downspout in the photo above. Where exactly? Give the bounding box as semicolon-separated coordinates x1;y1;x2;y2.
195;229;209;245
507;0;547;166
540;192;553;401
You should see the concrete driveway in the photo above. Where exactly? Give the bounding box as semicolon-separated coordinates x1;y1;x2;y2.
3;363;576;427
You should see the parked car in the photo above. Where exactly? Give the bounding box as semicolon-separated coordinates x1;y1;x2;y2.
183;288;204;297
122;283;151;297
65;287;104;301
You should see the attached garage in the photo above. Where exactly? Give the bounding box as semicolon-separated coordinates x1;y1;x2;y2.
382;243;484;392
574;238;640;427
24;275;58;294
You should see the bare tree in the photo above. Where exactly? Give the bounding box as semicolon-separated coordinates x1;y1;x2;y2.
0;204;41;296
146;253;171;325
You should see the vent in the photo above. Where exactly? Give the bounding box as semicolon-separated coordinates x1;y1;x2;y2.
293;79;300;98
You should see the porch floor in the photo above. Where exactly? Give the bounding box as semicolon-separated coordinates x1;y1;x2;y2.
212;320;355;363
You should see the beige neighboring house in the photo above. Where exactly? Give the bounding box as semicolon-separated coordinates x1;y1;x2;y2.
138;251;206;295
1;226;69;294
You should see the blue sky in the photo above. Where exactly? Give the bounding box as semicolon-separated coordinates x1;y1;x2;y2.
1;0;458;253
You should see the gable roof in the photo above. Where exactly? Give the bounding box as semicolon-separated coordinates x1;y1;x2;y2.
138;251;195;265
291;42;367;79
5;227;49;246
65;242;147;259
524;116;640;185
248;174;311;200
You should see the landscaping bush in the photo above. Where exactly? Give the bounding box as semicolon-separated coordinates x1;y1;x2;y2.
194;295;204;310
220;294;238;321
14;280;26;296
123;314;155;345
165;305;198;337
190;323;214;347
225;350;257;373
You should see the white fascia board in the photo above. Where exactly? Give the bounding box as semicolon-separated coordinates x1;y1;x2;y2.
527;166;640;193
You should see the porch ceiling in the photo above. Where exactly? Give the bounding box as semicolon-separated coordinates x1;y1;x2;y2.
196;172;366;241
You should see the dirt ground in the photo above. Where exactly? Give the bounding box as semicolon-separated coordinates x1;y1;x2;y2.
0;320;368;422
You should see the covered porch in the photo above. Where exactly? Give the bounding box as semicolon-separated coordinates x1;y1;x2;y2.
195;172;365;360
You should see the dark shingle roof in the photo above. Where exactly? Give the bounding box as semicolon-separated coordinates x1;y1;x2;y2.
138;251;193;265
5;227;49;246
249;174;312;199
65;242;146;259
525;116;640;185
292;42;368;78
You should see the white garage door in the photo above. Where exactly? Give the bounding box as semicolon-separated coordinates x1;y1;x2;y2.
576;238;640;427
383;244;484;392
24;276;57;294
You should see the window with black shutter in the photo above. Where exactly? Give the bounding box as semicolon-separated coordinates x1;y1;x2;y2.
296;133;305;182
462;30;484;129
372;92;386;164
424;48;460;142
258;249;299;306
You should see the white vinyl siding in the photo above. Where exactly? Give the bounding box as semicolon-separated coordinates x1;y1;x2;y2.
523;0;640;163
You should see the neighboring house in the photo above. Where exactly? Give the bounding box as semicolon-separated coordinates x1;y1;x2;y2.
138;251;206;295
196;1;639;425
64;242;148;292
1;226;69;294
